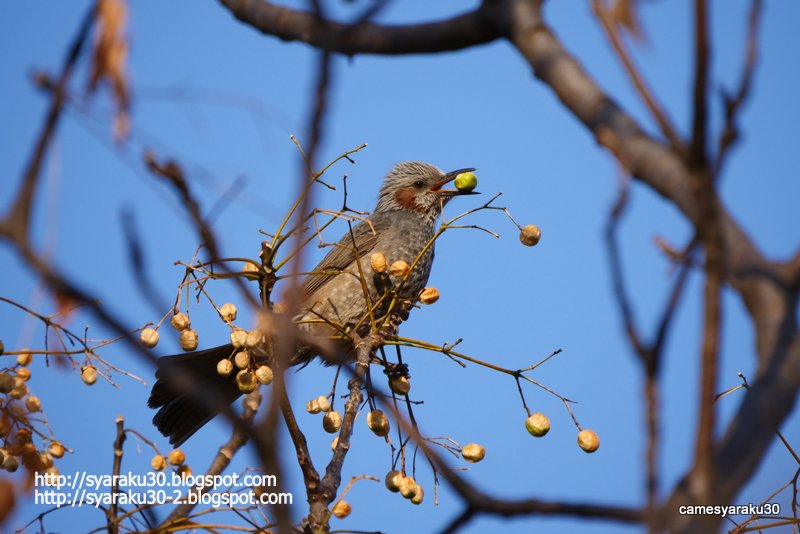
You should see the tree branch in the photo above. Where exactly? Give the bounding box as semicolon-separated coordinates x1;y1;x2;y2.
217;0;501;55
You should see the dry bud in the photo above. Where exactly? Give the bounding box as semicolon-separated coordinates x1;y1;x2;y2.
236;370;257;393
139;328;159;348
234;351;250;370
418;287;439;304
179;329;199;351
150;454;167;471
48;442;65;459
332;500;351;519
255;365;274;385
389;260;410;277
370;252;388;274
168;449;185;466
316;395;331;412
230;328;248;348
170;312;191;331
366;410;390;436
17;350;33;367
219;303;237;323
519;224;541;247
25;396;42;413
177;464;192;479
323;411;342;433
461;443;486;463
389;375;411;395
525;413;551;438
385;470;402;493
81;366;97;386
216;359;234;377
411;484;424;505
399;476;418;499
577;429;600;453
330;436;339;451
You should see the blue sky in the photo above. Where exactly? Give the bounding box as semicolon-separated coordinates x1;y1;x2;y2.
1;1;799;532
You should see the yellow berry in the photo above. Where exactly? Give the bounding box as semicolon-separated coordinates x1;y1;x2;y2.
234;351;250;369
217;359;234;377
366;410;390;437
323;411;342;433
139;328;159;348
0;373;14;393
306;399;321;414
44;466;59;482
332;500;351;519
25;396;42;413
219;303;238;323
411;484;424;505
176;464;192;479
461;443;486;463
81;366;97;385
316;395;331;412
170;312;191;331
151;454;167;471
519;224;541;247
418;287;439;305
385;470;402;493
179;329;199;351
17;350;33;366
2;455;19;472
399;476;417;499
15;368;31;382
255;365;273;385
389;375;411;395
246;329;263;349
168;449;185;466
236;370;257;393
577;429;600;453
525;413;551;438
389;260;410;277
48;442;65;459
8;385;27;400
230;329;247;348
370;252;388;274
242;262;259;279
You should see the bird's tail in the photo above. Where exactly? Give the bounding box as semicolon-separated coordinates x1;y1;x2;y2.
148;344;242;446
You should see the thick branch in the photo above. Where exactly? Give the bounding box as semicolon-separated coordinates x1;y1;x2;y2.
505;1;799;531
218;0;501;55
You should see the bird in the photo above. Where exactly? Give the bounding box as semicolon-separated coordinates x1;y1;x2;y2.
148;161;477;446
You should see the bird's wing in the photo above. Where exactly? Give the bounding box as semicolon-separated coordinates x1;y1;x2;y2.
301;217;388;296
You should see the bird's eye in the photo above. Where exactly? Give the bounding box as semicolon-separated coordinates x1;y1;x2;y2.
413;180;425;188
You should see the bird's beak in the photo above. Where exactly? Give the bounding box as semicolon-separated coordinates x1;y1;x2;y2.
430;167;479;196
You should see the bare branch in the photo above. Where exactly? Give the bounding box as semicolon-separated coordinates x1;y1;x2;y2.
592;0;685;153
217;0;500;55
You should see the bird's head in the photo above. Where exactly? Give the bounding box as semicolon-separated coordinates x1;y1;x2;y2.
375;161;477;219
